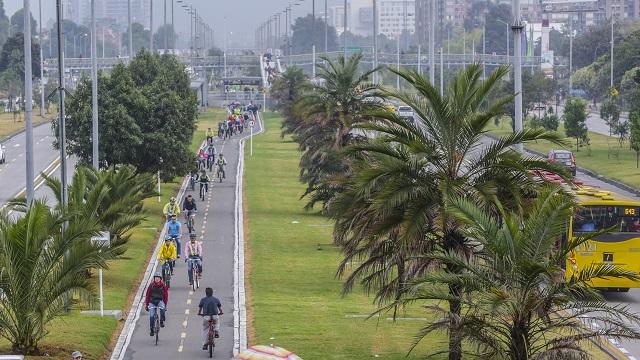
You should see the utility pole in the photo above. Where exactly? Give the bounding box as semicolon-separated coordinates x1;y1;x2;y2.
150;0;154;52
128;0;133;58
343;0;347;58
56;0;68;207
164;0;167;53
482;22;486;79
418;45;421;73
429;0;435;84
396;35;400;89
610;15;614;89
91;0;99;169
569;16;573;95
373;0;378;82
513;0;524;152
39;0;44;117
325;0;328;53
24;0;35;205
440;47;444;94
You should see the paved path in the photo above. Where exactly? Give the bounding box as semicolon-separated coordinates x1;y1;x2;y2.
553;104;628;137
121;114;260;359
0;122;59;206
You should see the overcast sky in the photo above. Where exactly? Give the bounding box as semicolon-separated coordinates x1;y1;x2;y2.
4;0;341;48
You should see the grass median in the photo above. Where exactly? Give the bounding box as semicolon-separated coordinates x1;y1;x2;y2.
0;108;227;359
243;112;615;359
490;118;640;190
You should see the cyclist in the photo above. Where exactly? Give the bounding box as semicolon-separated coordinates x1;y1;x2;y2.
184;233;203;286
197;148;208;170
206;144;216;169
166;214;182;258
158;236;177;278
205;127;215;145
198;287;223;350
145;272;169;336
162;197;180;219
199;170;211;197
182;194;197;218
216;154;227;180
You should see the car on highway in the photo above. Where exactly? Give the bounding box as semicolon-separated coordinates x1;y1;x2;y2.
0;144;5;164
547;149;576;176
396;105;414;122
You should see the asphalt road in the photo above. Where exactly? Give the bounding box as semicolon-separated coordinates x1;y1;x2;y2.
0;122;59;206
123;115;260;359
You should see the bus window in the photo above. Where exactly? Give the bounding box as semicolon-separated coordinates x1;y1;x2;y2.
573;206;640;234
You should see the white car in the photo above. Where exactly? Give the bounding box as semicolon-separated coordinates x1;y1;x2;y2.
0;144;5;164
396;105;414;121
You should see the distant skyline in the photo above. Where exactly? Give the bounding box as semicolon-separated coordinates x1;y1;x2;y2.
4;0;343;48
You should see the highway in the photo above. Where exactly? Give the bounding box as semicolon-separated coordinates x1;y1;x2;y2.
120;113;259;359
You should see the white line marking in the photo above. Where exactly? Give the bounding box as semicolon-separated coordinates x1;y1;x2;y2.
182;320;188;328
187;299;192;305
620;348;629;354
178;345;183;352
185;309;190;315
180;332;186;339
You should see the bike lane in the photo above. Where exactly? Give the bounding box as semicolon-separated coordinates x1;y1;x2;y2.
119;113;261;359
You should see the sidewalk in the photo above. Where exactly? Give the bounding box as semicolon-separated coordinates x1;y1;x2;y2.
554;104;628;137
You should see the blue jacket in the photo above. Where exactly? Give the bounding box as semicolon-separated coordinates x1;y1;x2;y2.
166;220;182;238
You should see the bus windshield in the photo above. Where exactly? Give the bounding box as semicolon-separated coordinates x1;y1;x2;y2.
573;205;640;233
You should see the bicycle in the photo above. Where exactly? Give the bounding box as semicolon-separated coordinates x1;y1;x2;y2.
187;210;197;234
207;157;215;172
187;256;201;291
199;314;221;358
189;173;197;191
216;165;225;183
152;307;161;345
199;181;209;201
161;260;172;288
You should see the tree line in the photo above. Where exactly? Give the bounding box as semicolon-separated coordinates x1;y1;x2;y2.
271;56;640;359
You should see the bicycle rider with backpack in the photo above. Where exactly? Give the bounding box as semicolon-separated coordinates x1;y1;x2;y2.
216;154;227;180
198;170;211;198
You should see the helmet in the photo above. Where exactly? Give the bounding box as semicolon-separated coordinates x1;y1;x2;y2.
164;236;173;241
189;232;197;239
169;197;176;203
153;271;162;279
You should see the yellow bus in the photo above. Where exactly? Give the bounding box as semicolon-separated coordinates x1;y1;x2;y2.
568;187;640;291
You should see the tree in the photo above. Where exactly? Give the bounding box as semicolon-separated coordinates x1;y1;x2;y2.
0;201;106;354
541;107;559;131
57;51;198;178
630;112;640;168
292;53;383;209
207;46;223;56
0;1;10;50
0;32;41;76
272;66;308;137
329;65;565;360
621;66;640;113
408;186;640;359
289;14;339;54
601;97;621;136
121;22;150;55
153;24;176;50
9;8;36;35
564;97;588;151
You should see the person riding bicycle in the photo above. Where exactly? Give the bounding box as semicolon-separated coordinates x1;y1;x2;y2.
216;154;227;180
165;214;183;257
199;169;211;195
205;127;215;144
206;144;216;168
198;287;223;350
184;233;203;285
197;148;208;170
158;236;177;278
145;272;169;336
162;197;180;219
182;194;197;218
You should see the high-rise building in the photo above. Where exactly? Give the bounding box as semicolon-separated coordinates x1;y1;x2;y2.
378;0;415;38
415;0;465;49
64;0;150;29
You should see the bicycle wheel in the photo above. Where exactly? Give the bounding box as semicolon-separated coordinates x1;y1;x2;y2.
192;267;197;291
194;266;200;289
209;342;213;358
155;316;160;346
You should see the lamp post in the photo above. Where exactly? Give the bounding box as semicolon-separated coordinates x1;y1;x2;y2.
150;0;154;52
343;0;347;58
497;19;509;62
91;0;99;169
429;0;435;84
373;0;378;83
512;0;524;152
38;0;44;117
128;0;133;58
24;0;34;205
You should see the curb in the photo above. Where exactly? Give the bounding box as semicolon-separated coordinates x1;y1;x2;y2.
233;111;264;356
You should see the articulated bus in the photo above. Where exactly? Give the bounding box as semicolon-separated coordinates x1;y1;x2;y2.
568;187;640;291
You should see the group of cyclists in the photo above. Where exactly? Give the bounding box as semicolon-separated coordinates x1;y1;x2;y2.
217;102;258;140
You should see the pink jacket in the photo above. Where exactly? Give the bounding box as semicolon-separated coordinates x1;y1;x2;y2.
184;241;203;258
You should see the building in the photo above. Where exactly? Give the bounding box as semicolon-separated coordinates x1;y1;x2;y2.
415;0;465;49
378;0;415;38
64;0;150;29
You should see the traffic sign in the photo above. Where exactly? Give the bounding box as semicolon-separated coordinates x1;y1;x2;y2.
249;120;255;127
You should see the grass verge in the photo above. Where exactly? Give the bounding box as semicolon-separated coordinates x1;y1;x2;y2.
489;118;640;190
0;108;227;359
0;110;51;141
244;112;615;359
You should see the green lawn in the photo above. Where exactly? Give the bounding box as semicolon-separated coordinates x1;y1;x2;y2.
244;113;615;359
0;108;228;359
0;110;50;141
489;118;640;190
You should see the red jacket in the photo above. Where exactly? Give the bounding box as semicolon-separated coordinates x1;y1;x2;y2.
145;281;169;306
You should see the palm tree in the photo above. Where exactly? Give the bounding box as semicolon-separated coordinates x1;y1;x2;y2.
0;201;106;354
329;64;567;360
12;165;156;258
292;53;384;209
271;66;308;137
404;185;640;359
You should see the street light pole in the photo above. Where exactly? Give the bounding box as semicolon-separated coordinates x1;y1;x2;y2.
55;0;68;207
24;0;35;205
610;15;614;89
343;0;347;58
150;0;154;52
324;0;328;53
373;0;378;82
513;0;524;152
39;0;44;117
128;0;133;58
164;0;167;52
569;16;573;95
91;0;99;169
429;0;435;84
